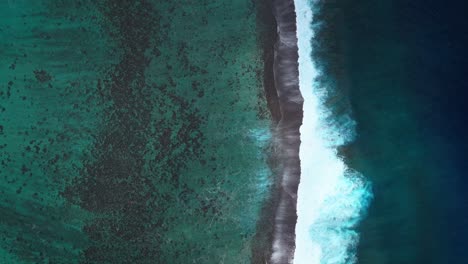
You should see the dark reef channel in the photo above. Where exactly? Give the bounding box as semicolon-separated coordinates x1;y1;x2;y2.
269;0;303;263
250;0;281;262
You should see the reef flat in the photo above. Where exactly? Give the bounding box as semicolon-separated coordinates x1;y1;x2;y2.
0;0;278;263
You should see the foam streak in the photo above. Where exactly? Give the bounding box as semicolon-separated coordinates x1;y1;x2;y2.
293;1;372;263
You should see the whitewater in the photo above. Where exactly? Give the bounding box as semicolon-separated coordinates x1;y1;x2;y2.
293;1;372;264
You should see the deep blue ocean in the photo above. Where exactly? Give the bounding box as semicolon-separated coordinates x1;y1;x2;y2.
313;0;468;262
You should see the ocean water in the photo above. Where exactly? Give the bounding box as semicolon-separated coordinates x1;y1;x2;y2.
310;0;468;263
0;0;276;263
293;1;371;263
2;0;468;263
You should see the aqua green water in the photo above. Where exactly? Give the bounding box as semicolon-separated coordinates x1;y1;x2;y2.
0;1;275;263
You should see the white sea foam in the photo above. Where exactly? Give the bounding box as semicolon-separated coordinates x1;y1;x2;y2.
293;1;372;263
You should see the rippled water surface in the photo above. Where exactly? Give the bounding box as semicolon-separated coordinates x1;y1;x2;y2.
0;1;276;263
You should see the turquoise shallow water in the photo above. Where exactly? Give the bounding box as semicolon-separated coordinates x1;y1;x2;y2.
0;1;277;263
5;1;467;263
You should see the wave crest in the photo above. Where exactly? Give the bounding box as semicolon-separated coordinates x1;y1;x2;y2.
293;0;372;263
